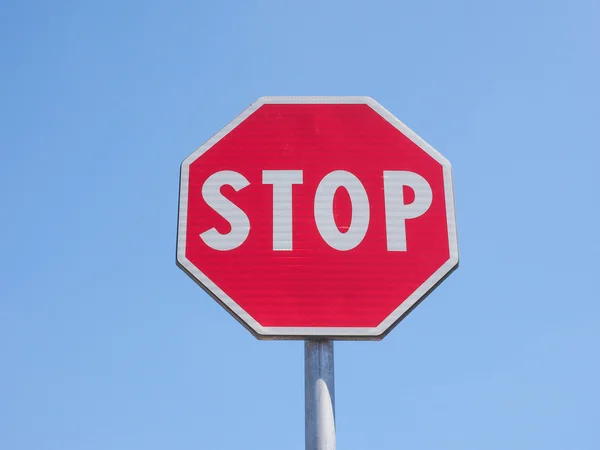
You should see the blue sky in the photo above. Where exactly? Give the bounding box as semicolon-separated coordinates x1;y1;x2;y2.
1;1;599;449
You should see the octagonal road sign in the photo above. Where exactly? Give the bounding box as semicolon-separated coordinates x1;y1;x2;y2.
176;96;458;339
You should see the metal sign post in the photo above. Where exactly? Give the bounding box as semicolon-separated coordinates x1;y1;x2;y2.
305;340;336;450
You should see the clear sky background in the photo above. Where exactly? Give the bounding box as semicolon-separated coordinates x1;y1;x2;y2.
1;1;599;449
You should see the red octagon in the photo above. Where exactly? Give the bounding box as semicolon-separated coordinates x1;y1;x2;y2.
177;97;458;339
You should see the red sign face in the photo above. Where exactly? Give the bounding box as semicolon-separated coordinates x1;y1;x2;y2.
177;97;458;339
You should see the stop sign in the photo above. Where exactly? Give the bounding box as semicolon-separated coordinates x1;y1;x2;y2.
177;97;458;339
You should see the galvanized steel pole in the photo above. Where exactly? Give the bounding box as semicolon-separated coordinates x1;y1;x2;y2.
305;340;336;450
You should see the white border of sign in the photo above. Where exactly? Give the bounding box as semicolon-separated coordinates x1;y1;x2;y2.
177;96;459;340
